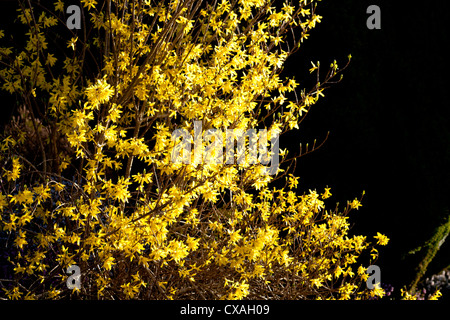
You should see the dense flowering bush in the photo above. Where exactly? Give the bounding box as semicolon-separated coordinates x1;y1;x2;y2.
0;0;392;299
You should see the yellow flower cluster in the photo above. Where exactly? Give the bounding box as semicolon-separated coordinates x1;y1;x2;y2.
1;0;389;300
400;288;442;300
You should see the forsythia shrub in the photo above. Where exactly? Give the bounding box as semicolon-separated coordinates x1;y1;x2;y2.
0;0;390;300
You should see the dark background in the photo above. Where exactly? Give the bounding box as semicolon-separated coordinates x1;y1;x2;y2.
1;0;450;295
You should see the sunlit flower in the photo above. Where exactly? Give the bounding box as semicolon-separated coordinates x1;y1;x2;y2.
373;232;390;246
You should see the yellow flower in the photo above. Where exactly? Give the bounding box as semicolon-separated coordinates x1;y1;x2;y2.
0;0;390;301
54;0;64;12
168;240;189;263
10;188;34;205
400;288;417;300
111;177;131;203
3;286;22;300
121;282;139;299
103;256;115;271
186;236;200;251
46;53;57;67
3;157;21;181
14;230;28;249
47;288;61;299
370;248;378;260
287;174;299;189
33;185;51;204
357;265;368;278
53;182;66;192
228;229;243;244
309;61;319;73
349;199;362;210
368;283;385;299
0;193;8;210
